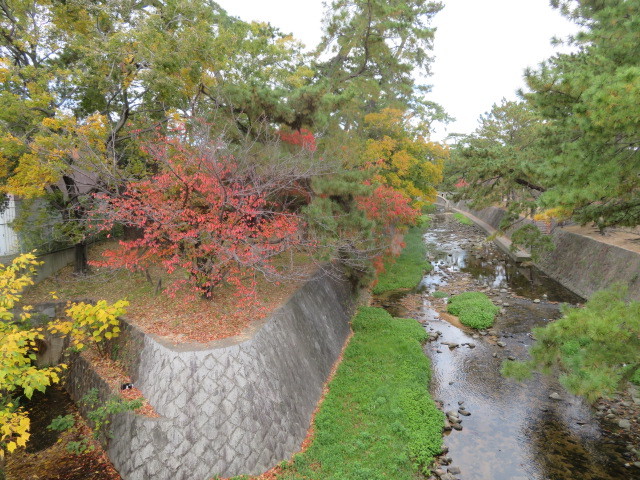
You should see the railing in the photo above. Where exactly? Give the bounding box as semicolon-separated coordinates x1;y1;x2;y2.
0;196;20;256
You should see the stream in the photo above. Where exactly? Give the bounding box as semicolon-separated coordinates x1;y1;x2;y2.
378;213;640;480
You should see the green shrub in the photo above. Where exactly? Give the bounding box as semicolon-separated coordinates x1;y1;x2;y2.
453;212;473;226
373;227;432;294
503;285;640;401
431;291;448;299
422;203;438;214
276;307;443;479
447;292;499;329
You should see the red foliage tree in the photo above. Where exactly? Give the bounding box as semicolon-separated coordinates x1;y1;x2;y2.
92;136;303;300
356;183;420;275
278;128;317;152
356;184;420;232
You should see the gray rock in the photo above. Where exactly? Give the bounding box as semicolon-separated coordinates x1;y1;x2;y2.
508;356;516;361
458;409;471;416
549;392;561;400
619;419;632;429
448;466;462;475
497;341;506;347
451;423;463;431
492;352;498;358
533;298;541;303
502;303;510;307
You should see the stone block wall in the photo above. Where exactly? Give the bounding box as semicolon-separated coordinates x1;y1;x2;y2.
67;271;355;480
452;202;640;301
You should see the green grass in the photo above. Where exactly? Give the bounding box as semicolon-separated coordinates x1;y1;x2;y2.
372;226;432;294
273;307;443;480
453;212;473;226
447;292;500;329
431;291;448;299
422;203;438;214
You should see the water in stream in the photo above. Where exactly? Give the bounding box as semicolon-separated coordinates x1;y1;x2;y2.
380;213;639;480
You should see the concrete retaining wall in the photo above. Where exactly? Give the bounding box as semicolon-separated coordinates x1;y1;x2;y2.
536;229;640;300
1;246;76;283
452;202;640;300
66;271;355;480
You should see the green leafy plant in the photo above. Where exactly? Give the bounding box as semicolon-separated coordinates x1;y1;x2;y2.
452;212;473;226
502;285;640;402
48;414;94;455
47;414;75;432
81;389;142;439
373;227;432;294
447;292;499;329
276;307;443;479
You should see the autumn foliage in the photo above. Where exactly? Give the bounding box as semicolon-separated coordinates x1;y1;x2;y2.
357;184;420;232
278;128;317;152
92;136;304;300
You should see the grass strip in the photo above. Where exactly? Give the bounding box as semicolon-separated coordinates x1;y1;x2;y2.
372;226;431;294
273;307;443;480
453;212;473;226
447;291;500;329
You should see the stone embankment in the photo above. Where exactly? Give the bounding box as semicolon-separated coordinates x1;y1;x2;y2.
448;201;640;301
65;271;355;480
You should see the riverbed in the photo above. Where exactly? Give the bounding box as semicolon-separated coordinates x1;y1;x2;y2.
378;213;640;480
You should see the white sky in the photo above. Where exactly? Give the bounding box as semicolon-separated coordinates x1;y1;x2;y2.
216;0;578;141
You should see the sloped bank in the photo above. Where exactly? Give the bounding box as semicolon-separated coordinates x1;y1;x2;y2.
451;203;640;300
66;270;355;480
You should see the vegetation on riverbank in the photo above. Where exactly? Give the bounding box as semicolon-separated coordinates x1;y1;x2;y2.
447;292;500;329
268;307;443;480
372;224;432;294
503;285;640;402
453;212;473;226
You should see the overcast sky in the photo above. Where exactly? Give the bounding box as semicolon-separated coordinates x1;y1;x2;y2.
216;0;578;141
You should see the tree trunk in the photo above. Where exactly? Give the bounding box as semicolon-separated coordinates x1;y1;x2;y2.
123;225;144;240
74;241;90;275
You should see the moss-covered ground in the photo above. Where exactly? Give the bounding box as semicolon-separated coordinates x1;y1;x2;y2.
447;291;500;329
372;225;432;294
257;308;443;480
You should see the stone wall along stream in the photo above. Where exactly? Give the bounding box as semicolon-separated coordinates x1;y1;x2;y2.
378;213;640;480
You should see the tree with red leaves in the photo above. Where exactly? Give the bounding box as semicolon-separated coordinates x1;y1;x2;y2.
92;135;306;300
356;183;420;265
278;128;317;152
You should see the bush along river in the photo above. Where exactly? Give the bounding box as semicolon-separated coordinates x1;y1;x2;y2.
375;213;640;480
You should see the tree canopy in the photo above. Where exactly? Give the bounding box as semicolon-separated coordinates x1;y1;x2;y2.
447;0;640;231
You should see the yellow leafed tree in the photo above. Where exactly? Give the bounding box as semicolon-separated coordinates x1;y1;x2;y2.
362;108;447;207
